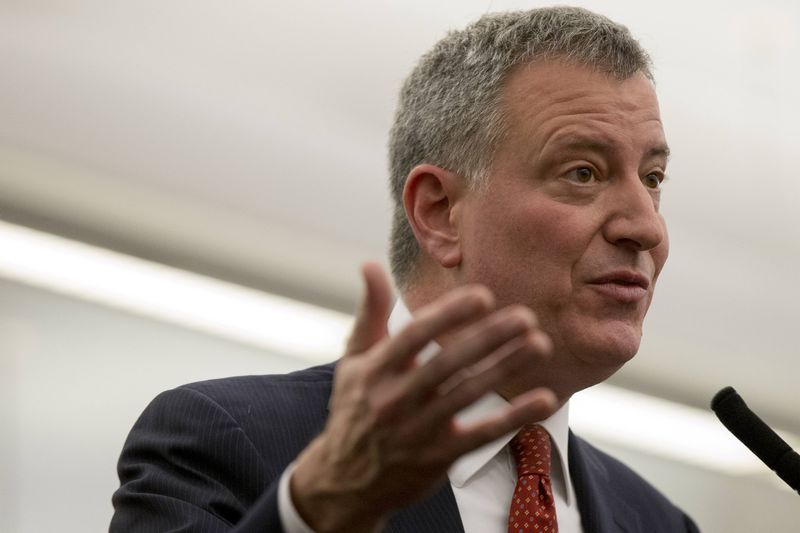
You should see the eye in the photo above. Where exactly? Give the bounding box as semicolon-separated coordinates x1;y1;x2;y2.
642;172;665;190
565;167;597;185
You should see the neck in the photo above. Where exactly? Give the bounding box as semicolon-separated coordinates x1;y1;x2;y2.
400;270;455;313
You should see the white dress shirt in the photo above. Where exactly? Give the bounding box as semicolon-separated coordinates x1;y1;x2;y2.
278;299;584;532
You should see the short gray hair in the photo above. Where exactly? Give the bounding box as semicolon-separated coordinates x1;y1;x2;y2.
388;6;653;288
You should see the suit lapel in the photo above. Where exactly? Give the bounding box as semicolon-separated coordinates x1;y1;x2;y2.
569;432;641;533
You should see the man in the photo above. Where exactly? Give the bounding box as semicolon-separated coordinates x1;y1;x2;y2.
111;7;699;532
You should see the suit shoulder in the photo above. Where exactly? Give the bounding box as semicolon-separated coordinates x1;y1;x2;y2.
158;361;336;424
127;362;335;477
178;361;336;395
133;362;335;437
112;366;336;531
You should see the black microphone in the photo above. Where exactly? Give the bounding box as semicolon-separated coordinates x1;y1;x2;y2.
711;386;800;494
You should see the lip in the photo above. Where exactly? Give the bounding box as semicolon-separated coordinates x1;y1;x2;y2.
588;270;651;303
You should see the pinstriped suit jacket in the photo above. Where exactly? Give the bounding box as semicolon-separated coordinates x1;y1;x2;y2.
110;362;699;532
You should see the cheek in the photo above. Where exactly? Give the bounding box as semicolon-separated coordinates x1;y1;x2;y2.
504;202;594;263
484;204;590;293
652;225;670;278
460;192;596;291
654;246;669;277
482;207;565;278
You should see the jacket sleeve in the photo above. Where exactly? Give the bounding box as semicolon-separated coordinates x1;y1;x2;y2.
110;386;285;533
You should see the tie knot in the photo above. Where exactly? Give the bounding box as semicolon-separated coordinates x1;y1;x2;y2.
510;424;552;477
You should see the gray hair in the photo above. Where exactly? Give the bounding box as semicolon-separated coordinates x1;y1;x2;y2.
388;6;653;288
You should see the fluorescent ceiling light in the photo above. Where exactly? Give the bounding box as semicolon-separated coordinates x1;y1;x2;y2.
0;220;353;362
0;220;796;478
571;384;798;478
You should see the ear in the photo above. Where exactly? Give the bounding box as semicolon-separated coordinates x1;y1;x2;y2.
402;164;466;269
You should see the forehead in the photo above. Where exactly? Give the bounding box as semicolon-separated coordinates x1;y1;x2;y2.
498;60;665;154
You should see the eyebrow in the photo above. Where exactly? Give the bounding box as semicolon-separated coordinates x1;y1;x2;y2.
549;136;671;162
647;145;671;161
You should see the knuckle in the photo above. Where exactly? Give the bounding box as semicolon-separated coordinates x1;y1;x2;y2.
455;378;484;403
474;424;497;443
444;285;494;318
529;331;553;355
511;330;552;357
399;322;427;349
462;286;495;312
479;307;534;340
459;426;495;453
505;304;537;327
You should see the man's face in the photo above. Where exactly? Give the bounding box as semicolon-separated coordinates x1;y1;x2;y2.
456;60;669;393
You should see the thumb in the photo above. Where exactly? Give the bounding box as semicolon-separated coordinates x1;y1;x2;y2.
345;262;393;356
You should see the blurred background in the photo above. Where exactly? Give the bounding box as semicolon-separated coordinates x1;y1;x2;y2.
1;0;799;531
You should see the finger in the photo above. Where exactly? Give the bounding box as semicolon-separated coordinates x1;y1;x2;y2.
345;262;394;356
378;285;495;369
405;305;540;400
402;330;551;436
448;387;559;457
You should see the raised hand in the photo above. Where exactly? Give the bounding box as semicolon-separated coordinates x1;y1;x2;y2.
290;263;557;533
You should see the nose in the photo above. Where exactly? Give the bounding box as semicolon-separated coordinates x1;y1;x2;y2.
602;176;666;251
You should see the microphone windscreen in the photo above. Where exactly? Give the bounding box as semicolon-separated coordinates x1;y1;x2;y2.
712;386;800;492
711;386;790;470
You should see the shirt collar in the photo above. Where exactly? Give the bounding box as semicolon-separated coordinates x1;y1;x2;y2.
387;298;574;504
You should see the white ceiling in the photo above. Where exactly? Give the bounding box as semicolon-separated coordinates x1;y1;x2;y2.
1;0;799;433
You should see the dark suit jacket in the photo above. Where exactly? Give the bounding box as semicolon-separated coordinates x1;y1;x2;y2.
111;362;699;532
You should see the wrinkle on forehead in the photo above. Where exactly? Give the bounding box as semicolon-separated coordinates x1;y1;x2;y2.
508;86;662;136
539;124;669;160
495;61;666;169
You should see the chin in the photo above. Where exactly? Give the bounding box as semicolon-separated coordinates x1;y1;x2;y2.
573;322;643;369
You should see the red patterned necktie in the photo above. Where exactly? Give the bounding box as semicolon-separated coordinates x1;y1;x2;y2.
507;424;558;533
